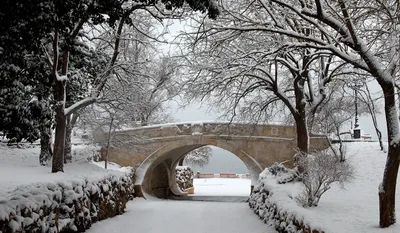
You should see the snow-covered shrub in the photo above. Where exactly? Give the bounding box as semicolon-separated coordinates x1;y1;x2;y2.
175;166;194;191
268;162;297;184
0;170;134;233
268;162;289;175
295;150;354;207
72;145;101;163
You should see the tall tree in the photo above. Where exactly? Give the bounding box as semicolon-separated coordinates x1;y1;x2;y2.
40;0;219;173
180;6;348;155
189;0;399;227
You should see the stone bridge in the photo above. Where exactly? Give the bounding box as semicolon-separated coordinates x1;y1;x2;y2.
101;122;328;198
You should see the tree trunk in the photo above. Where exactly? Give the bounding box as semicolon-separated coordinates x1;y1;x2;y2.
178;157;184;166
365;85;384;151
105;145;109;170
379;82;400;228
64;116;72;163
295;114;309;153
64;113;78;163
51;31;68;173
39;123;52;166
52;80;66;173
371;113;384;151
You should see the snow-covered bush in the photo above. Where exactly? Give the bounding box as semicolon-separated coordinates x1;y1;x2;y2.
72;145;101;163
295;150;354;207
175;166;194;191
0;171;134;233
268;162;289;175
268;162;297;184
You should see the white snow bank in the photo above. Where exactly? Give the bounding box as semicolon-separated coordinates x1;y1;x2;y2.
0;143;131;200
250;142;400;233
0;143;134;232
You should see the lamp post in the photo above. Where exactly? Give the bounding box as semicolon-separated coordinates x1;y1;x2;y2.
353;81;363;139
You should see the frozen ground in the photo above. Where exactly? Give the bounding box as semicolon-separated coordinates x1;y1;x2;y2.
87;198;276;233
191;178;251;196
0;143;129;200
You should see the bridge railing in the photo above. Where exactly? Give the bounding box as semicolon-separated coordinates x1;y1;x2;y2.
112;122;297;139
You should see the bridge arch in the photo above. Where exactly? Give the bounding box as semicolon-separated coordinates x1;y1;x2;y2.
102;122;328;199
134;135;263;198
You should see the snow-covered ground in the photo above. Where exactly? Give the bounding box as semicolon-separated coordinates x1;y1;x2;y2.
86;198;277;233
2;140;400;232
258;141;400;233
0;143;129;200
192;178;251;196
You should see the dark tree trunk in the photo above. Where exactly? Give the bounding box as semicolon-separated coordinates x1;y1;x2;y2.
178;157;184;166
294;75;309;154
64;113;78;163
379;82;400;228
372;114;384;151
52;80;66;173
39;124;52;166
294;114;309;153
64;116;72;163
51;30;68;173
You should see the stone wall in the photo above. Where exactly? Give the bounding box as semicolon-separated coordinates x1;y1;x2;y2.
0;172;134;233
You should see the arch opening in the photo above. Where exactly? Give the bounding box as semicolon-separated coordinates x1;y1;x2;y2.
180;146;255;199
134;137;263;199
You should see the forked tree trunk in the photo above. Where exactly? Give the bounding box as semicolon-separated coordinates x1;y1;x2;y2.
294;75;309;154
379;82;400;227
39;123;52;166
51;30;69;173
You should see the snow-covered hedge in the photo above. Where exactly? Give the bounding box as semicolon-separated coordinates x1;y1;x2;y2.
249;167;324;233
176;166;194;191
0;171;134;233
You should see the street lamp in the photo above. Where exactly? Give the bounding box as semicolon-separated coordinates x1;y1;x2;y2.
353;80;363;139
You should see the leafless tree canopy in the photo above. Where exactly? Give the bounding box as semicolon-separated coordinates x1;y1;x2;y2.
176;0;399;227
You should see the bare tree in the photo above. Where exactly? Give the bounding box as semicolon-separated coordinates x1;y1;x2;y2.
180;146;212;167
42;0;219;174
179;0;399;226
312;81;369;161
178;3;354;170
358;82;385;151
295;150;355;207
61;7;183;163
79;76;146;169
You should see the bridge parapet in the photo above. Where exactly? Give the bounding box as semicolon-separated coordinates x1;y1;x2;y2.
113;122;297;140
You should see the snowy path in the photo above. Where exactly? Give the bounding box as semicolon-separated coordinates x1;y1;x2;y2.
87;199;276;233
